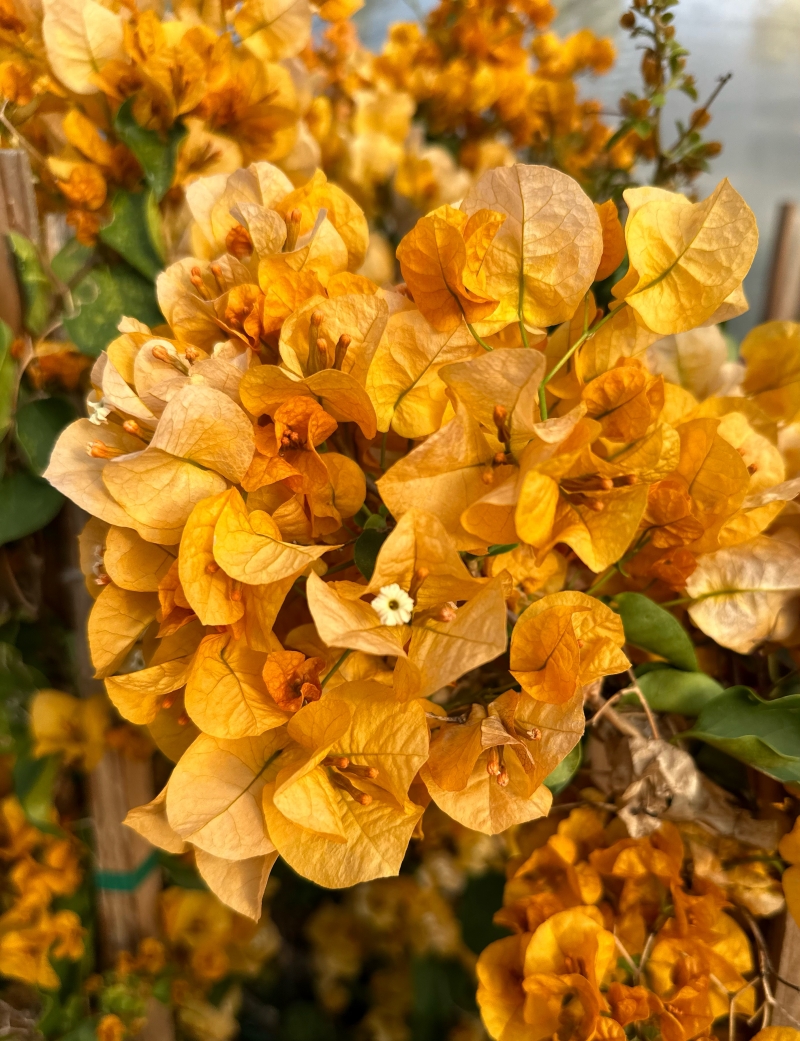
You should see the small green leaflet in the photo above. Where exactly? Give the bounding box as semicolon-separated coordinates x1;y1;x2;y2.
63;263;162;357
114;98;187;201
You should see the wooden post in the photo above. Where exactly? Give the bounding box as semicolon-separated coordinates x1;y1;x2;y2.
763;202;800;322
0;149;38;332
62;507;174;1039
763;199;800;1028
0;149;174;1037
61;506;163;959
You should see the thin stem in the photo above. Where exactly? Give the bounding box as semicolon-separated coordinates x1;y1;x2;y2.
321;648;353;689
589;691;623;726
659;596;693;608
538;382;549;422
666;72;732;159
639;931;657;979
0;101;46;165
614;934;639;981
324;558;356;575
519;319;530;349
627;668;660;741
586;566;615;596
467;322;493;352
538;304;625;420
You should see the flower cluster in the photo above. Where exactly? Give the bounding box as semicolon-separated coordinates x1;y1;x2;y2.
0;0;315;244
477;802;780;1041
42;148;784;924
85;884;280;1041
0;796;84;990
304;0;633;221
371;0;629;185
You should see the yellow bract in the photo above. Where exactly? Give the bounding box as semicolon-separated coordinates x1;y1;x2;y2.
510;592;629;704
397;205;504;332
622;181;758;334
460;164;603;328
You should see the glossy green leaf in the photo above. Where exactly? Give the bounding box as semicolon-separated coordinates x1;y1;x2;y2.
51;238;94;284
0;469;63;545
0;319;15;437
682;686;800;784
99;191;164;280
620;666;723;715
15;397;77;474
612;591;698;671
544;741;582;795
354;527;390;580
8;232;52;336
114;98;186;201
63;263;162;357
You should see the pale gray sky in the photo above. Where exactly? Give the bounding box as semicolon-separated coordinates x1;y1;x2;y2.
355;0;800;335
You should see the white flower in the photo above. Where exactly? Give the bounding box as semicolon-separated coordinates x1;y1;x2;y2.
87;397;110;425
371;584;414;626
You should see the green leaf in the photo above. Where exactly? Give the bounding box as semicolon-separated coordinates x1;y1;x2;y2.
7;232;52;336
15;397;77;474
54;1019;98;1041
612;592;698;671
487;543;518;556
0;319;15;437
354;528;390;580
157;851;207;890
544;741;582;795
770;671;800;699
0;642;45;753
63;263;162;357
114;97;186;201
51;238;94;284
682;687;800;784
99;191;164;279
620;666;723;714
457;872;507;955
0;469;63;545
0;641;46;699
363;512;388;531
145;188;167;263
14;753;61;831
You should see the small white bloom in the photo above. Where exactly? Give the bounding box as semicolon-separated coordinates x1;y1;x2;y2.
371;584;414;626
87;397;110;425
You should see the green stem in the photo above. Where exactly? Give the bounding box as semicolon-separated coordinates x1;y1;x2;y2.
659;596;693;608
519;319;530;349
324;558;356;575
467;322;493;352
538;304;625;421
586;567;615;596
538;383;549;422
321;648;353;689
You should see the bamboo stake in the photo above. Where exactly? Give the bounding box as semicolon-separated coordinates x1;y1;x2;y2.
0;149;37;331
0;150;174;1037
